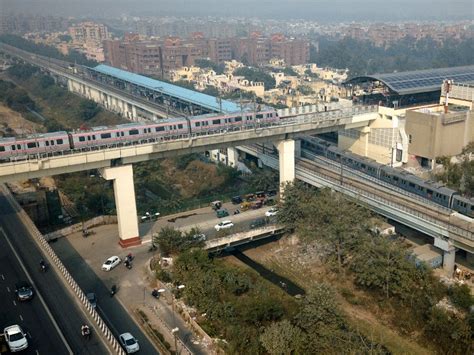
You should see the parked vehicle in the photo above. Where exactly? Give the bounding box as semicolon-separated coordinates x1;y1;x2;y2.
215;220;234;231
231;196;243;204
2;325;28;352
102;256;121;271
192;233;206;242
210;201;222;210
216;209;229;218
265;207;279;217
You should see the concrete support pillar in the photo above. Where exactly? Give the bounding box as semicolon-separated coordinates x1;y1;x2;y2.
131;105;137;121
227;147;238;167
276;139;295;196
443;249;456;276
435;237;456;276
100;165;140;248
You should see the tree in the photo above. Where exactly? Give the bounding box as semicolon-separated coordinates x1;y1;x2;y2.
425;307;472;354
249;168;278;192
282;67;298;76
296;85;315;95
234;67;276;90
259;320;305;355
194;59;225;74
153;226;204;256
351;235;416;299
279;185;372;271
79;100;100;121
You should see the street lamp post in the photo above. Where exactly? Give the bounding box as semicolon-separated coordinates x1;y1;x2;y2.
157;284;185;354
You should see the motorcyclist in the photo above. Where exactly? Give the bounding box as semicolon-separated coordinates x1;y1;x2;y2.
81;324;91;339
151;288;159;299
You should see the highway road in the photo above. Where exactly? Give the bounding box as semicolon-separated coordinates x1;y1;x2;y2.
0;191;108;354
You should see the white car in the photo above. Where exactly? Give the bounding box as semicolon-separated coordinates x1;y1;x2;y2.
119;332;140;354
101;256;121;271
215;220;234;231
265;207;279;217
4;325;28;352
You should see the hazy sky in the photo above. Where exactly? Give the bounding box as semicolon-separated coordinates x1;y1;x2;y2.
1;0;473;21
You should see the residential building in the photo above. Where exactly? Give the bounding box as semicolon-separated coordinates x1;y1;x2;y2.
68;22;109;44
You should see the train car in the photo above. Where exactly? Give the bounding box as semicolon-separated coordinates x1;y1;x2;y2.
342;151;382;178
0;132;70;161
69;118;189;149
452;195;474;218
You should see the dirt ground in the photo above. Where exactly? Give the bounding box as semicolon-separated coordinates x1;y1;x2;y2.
224;236;434;355
0;103;42;136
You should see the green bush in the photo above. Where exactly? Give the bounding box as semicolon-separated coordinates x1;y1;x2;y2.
448;283;474;312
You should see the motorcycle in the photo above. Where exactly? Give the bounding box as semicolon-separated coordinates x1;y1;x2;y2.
124;259;133;270
39;260;47;272
151;289;160;299
233;209;240;215
81;325;92;340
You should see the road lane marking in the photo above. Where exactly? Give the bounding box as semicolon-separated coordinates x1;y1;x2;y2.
19;314;23;321
13;300;16;306
6;286;10;292
1;274;4;280
0;227;73;355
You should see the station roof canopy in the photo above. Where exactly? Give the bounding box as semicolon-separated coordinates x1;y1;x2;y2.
346;65;474;95
91;64;241;113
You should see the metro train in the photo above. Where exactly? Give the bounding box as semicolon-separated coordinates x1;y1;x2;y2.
0;108;279;161
302;137;474;218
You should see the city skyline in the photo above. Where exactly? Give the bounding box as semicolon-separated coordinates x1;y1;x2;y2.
1;0;473;21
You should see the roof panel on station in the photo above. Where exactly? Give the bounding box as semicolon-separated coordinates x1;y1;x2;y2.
91;64;240;113
346;65;474;95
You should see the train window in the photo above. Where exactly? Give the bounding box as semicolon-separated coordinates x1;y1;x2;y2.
87;136;91;141
50;140;55;146
101;133;111;139
0;146;4;152
471;205;474;211
393;176;399;181
212;119;220;125
427;189;433;195
121;132;124;136
92;135;96;140
79;136;85;142
178;124;183;129
408;182;415;188
57;139;63;144
27;142;37;148
11;145;15;150
195;122;200;127
45;141;49;146
116;132;120;137
246;116;252;121
129;129;139;135
156;126;165;132
235;117;242;122
256;114;264;119
361;164;366;169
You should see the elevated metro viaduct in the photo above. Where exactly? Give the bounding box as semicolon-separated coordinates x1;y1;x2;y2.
237;144;474;274
0;107;378;247
0;43;239;121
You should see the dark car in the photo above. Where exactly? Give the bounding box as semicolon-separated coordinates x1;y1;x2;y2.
216;209;229;218
250;218;267;229
87;293;97;308
15;281;34;301
231;196;243;204
266;189;277;197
